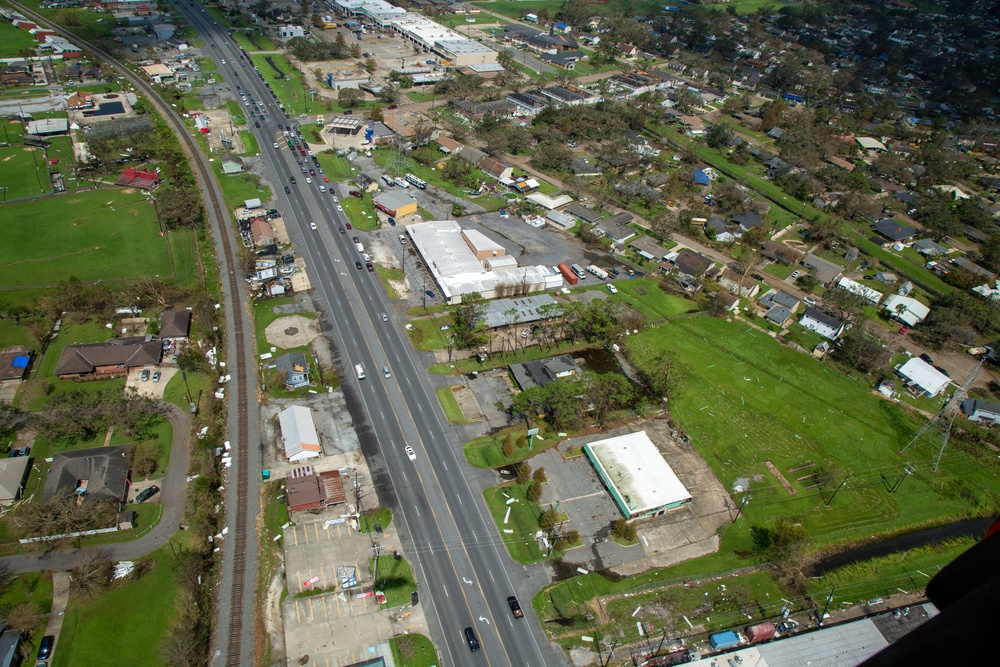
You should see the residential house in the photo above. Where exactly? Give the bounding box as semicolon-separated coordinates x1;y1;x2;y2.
961;399;1000;426
897;358;950;397
883;294;930;327
452;99;514;122
221;159;244;175
897;280;914;296
159;310;191;339
569;156;603;177
0;457;30;504
274;352;309;389
875;272;897;286
765;306;793;327
873;219;917;243
950;257;995;281
629;236;670;262
666;249;712;291
55;337;161;377
479;157;513;181
436;136;462;154
0;346;32;382
799;308;845;340
759;290;800;312
455;145;487;167
801;253;844;286
715;292;740;314
507;90;548;115
718;268;759;298
767;127;786;140
912;239;947;257
732;210;764;233
285;466;347;512
563;202;603;224
706;215;737;243
837;277;883;305
540;51;585;70
250;218;275;247
762;240;804;265
510;355;577;391
42;445;132;503
595;213;635;244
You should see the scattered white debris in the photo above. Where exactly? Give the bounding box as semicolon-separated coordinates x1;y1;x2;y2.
113;561;135;579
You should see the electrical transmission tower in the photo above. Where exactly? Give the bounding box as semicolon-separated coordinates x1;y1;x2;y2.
901;354;988;471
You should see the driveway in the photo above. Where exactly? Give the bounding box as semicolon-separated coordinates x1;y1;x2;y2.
125;366;178;399
0;403;191;573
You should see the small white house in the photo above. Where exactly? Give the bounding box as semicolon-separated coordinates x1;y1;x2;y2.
278;25;307;39
883;294;930;327
799;308;845;340
897;358;950;397
837;277;883;305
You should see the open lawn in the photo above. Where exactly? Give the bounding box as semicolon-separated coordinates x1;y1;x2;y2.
233;30;278;51
374;264;403;300
429;338;591;374
340;193;380;231
405;315;453;350
359;507;393;533
372;151;504;211
483;482;553;564
0;21;39;57
626;316;1000;550
0;135;50;199
464;424;563;468
315;151;354;181
0;189;180;289
607;278;700;320
239;130;259;155
474;0;565;21
250;53;308;117
435;386;467;423
53;542;182;667
252;297;315;354
371;555;417;608
390;634;440;667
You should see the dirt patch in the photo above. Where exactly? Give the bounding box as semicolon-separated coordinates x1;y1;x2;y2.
766;460;797;494
451;384;485;422
264;315;320;348
120;188;136;194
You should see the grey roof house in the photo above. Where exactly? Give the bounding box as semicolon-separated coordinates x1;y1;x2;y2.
873;219;917;242
760;290;800;311
42;445;132;504
510;355;577;391
275;352;310;389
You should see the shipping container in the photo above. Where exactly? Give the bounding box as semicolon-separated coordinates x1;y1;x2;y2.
709;630;741;651
746;621;776;643
557;263;578;285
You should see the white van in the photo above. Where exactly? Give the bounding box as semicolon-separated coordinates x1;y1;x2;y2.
355;242;364;252
355;364;365;379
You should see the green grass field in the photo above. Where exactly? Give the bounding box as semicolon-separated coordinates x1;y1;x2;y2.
371;555;417;608
605;278;700;320
626;316;1000;549
483;482;551;564
359;507;393;533
0;125;51;199
52;543;182;667
239;130;259;155
315;151;354;181
0;21;39;57
0;189;180;289
435;386;468;423
250;53;308;117
474;0;565;21
405;315;453;350
390;634;440;667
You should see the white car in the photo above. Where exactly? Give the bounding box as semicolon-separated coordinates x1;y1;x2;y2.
383;366;391;379
309;222;317;230
221;59;226;64
405;446;416;461
306;177;312;184
333;196;339;203
320;185;326;192
272;142;279;149
336;205;343;211
607;284;618;294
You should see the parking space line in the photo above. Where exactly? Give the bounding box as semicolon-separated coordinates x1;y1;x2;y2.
308;597;315;622
322;594;329;620
335;593;343;617
295;600;302;624
314;522;320;542
291;526;299;546
302;526;309;545
320;566;327;589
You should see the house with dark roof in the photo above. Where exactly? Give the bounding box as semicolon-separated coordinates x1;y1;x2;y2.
706;215;737;243
760;290;800;312
595;214;635;243
510;355;577;391
55;336;162;377
802;253;844;286
629;236;670;262
732;209;764;232
507;90;548;115
569;156;603;177
667;249;712;291
563;202;603;223
452;99;515;121
762;240;804;265
0;622;21;667
275;352;310;389
540;50;586;70
42;445;132;504
718;268;759;298
950;256;995;280
873;219;917;242
913;238;947;257
159;310;191;339
961;398;1000;426
765;306;793;326
799;308;845;340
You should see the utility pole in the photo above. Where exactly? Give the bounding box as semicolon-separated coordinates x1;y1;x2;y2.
823;478;848;506
817;588;835;627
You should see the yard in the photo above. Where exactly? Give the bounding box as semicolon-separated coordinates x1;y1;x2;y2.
370;555;417;608
483;482;570;564
52;542;183;667
389;634;439;667
404;315;454;351
0;189;182;289
249;53;308;117
0;20;39;57
605;278;700;320
625;316;1000;550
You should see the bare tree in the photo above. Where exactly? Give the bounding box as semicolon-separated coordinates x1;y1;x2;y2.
71;550;114;599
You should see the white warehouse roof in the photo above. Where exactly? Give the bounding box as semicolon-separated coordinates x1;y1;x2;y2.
897;358;950;397
584;431;691;519
278;405;321;462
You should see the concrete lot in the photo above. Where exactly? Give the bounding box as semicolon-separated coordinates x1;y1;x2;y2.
282;513;426;666
125;365;178;399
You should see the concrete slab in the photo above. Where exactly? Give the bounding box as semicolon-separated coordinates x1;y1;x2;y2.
125;366;178;399
264;314;321;349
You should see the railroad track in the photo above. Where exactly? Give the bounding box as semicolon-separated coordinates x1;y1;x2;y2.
8;3;256;663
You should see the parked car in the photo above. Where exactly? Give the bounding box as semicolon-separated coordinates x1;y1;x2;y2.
37;636;54;660
751;273;765;281
507;596;524;618
135;485;160;503
920;353;933;363
791;270;801;278
8;447;29;458
803;296;817;306
152;371;161;383
141;369;150;381
607;284;618;294
425;290;435;298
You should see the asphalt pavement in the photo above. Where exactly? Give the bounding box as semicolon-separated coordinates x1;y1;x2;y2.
183;13;564;667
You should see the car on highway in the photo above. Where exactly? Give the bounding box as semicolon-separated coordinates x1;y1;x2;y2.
336;205;343;211
221;59;226;64
141;369;150;381
405;446;416;461
366;262;374;272
310;222;317;230
309;169;315;176
355;261;363;270
152;370;161;383
381;312;388;322
135;485;160;503
284;186;291;194
254;121;260;128
383;366;391;379
463;627;480;653
352;236;360;244
272;142;279;149
289;176;296;184
346;222;352;229
339;227;345;234
507;596;524;618
320;185;326;192
333;196;340;202
323;176;329;183
362;253;371;261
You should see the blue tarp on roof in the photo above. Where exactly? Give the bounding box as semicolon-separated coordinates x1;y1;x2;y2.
692;169;710;186
12;356;29;368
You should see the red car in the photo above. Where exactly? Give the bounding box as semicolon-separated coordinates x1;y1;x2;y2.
299;149;306;156
899;326;909;335
323;176;329;183
346;222;352;230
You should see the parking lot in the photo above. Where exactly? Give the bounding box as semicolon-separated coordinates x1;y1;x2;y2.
282;513;427;666
125;366;177;399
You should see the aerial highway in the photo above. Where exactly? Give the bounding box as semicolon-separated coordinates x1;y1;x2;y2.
178;6;563;666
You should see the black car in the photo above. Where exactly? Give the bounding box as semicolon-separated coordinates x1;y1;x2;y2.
254;121;260;128
284;186;291;194
366;262;374;272
355;261;363;270
920;353;933;364
353;236;360;244
136;485;160;503
507;596;524;618
289;176;296;184
339;227;346;234
463;627;480;652
309;169;315;176
751;273;765;281
37;635;54;660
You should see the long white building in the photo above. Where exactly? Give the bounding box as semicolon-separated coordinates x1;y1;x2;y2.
334;0;496;66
